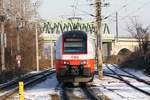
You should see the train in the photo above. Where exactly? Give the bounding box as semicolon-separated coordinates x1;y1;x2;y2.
55;30;95;83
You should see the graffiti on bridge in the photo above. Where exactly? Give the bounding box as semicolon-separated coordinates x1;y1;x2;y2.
42;20;110;34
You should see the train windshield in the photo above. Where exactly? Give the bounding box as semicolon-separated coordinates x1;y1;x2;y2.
63;32;87;53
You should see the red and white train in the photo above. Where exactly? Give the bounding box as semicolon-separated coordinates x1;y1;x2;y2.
55;30;95;83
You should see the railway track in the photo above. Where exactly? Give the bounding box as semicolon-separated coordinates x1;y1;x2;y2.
59;83;106;100
0;69;55;100
105;64;150;96
81;84;100;100
0;69;54;90
112;64;150;85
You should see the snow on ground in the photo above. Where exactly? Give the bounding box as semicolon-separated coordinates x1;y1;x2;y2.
12;74;59;100
10;64;150;100
104;64;150;81
0;70;42;87
93;64;150;100
93;75;150;100
73;88;85;97
24;74;59;100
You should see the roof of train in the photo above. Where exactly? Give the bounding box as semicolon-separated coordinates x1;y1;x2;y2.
63;30;87;38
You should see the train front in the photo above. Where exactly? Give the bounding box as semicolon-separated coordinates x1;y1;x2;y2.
56;31;95;83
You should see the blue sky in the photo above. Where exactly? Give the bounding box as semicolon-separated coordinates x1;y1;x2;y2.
38;0;150;36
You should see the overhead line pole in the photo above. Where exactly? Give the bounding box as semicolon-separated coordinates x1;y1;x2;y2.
16;17;21;53
0;0;6;71
35;22;39;71
95;0;103;80
50;40;53;68
116;12;119;42
33;1;43;71
1;17;5;71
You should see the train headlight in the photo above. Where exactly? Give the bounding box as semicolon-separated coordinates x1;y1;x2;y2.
80;60;87;65
64;61;67;64
63;61;69;65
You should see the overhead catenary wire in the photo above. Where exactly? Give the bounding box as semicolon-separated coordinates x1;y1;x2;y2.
70;0;108;18
103;4;128;19
70;0;128;20
62;0;146;20
64;0;148;21
76;7;95;17
64;0;96;19
121;0;150;20
72;0;79;17
103;0;143;20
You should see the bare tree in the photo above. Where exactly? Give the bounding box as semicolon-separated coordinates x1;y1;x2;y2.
0;0;43;81
127;18;150;55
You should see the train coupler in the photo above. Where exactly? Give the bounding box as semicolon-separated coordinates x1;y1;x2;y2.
78;65;84;75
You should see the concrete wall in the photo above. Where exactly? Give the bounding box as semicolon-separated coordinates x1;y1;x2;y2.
111;38;139;55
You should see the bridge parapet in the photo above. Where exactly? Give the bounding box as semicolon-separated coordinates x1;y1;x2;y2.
40;20;114;41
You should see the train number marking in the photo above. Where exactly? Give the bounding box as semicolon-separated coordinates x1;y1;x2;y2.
71;56;79;59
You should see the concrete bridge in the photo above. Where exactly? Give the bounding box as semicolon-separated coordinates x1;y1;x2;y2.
39;19;140;61
104;37;139;55
102;37;139;61
111;38;139;55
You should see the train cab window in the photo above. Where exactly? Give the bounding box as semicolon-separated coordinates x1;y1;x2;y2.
63;31;87;53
